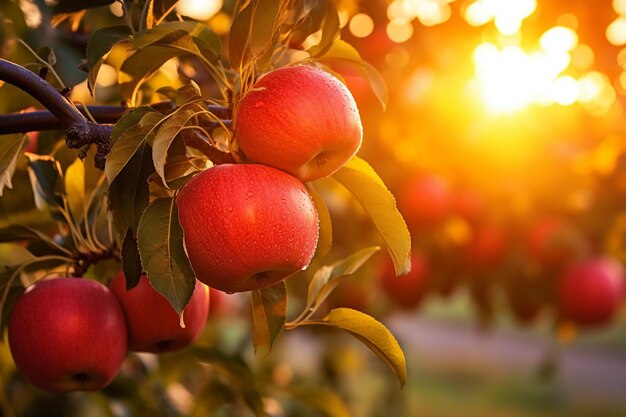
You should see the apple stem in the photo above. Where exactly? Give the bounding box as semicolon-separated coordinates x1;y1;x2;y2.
71;248;119;277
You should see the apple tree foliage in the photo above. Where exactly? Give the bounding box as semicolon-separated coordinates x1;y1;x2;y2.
0;0;411;410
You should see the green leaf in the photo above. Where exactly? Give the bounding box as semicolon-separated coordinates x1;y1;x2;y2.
121;228;143;290
136;197;196;318
37;46;57;66
53;0;115;13
0;243;36;267
189;346;268;417
0;225;70;256
306;183;332;259
250;0;282;68
132;21;221;55
153;108;197;182
306;246;380;310
120;43;188;97
290;386;351;417
121;28;222;98
318;39;388;110
25;154;65;220
228;1;254;71
305;1;340;57
287;0;333;47
109;106;154;145
0;134;27;196
332;157;411;276
123;22;223;93
64;157;85;222
309;308;407;387
105;108;162;185
162;154;206;189
251;281;287;352
86;25;132;94
109;143;154;234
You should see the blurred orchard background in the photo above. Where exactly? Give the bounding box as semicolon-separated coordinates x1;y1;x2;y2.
2;0;626;416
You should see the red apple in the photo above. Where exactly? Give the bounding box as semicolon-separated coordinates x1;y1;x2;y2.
24;130;39;153
8;278;127;393
329;281;372;313
351;28;395;64
525;216;581;267
453;188;483;223
110;273;210;353
399;174;453;226
234;65;363;182
19;107;39;153
558;256;625;326
208;287;228;315
327;62;375;107
379;251;430;309
177;164;319;293
460;223;508;269
504;276;544;324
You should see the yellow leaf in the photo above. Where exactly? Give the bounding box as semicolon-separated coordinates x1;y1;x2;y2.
251;281;287;352
332;157;411;276
312;308;407;387
65;158;85;222
306;183;332;259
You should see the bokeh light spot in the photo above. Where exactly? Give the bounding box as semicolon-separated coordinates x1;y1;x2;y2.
349;13;375;38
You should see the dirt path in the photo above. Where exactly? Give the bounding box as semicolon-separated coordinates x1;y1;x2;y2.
389;314;626;401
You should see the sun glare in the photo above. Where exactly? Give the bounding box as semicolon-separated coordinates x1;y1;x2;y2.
470;21;611;114
386;0;456;32
176;0;223;21
463;0;536;35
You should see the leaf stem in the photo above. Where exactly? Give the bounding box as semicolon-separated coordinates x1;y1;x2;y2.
17;39;66;89
118;0;136;34
155;1;181;26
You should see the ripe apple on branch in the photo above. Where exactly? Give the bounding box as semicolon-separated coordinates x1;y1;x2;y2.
0;0;411;403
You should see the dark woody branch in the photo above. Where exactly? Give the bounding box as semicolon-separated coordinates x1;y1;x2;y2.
0;58;232;168
0;59;84;127
0;103;231;134
0;58;111;168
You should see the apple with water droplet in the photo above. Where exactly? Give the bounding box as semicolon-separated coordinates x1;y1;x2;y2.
558;256;625;326
177;164;319;293
110;272;210;353
234;65;363;182
8;278;127;393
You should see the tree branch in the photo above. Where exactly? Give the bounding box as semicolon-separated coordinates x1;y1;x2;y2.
0;59;233;169
0;103;231;134
0;58;112;168
0;58;83;127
